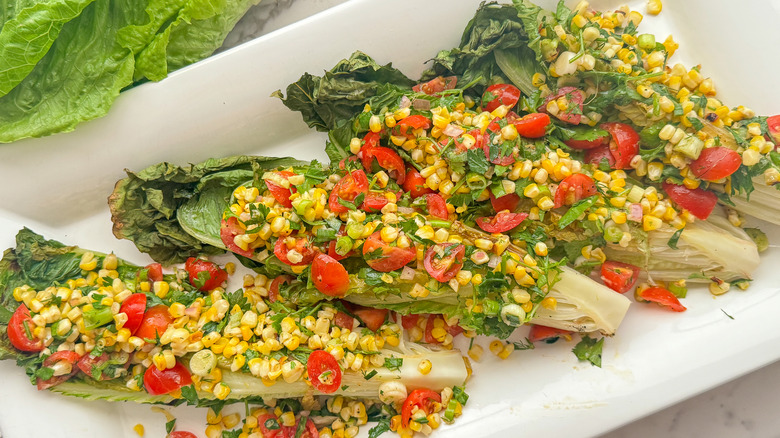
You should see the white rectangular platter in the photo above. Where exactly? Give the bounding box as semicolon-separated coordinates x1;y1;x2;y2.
1;0;779;437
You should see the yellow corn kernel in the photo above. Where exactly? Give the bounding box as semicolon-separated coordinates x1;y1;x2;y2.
418;359;432;375
643;215;663;231
489;340;504;355
133;424;145;436
79;252;97;271
541;296;557;310
498;344;513;360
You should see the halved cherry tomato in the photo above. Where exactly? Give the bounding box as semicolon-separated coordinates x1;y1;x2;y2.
425;193;449;219
135;305;173;342
424;315;440;344
483;133;516;165
144;361;192;395
403;167;434;198
311;253;350;297
513;113;550;138
220;217;253;258
268;275;292;303
662;182;718;220
352;306;389;332
490;192;521;213
767;115;780;144
119;293;147;335
600;261;640;294
307;350;342;394
257;413;283;438
424;243;465;283
413;76;457;95
7;305;43;352
77;352;109;380
329;169;370;214
689;147;741;181
401;314;420;330
454;128;486;152
585;145;616;169
482;84;521;112
361;191;389;213
539;87;585;124
184;257;227;291
361;146;406;184
37;350;81;390
274;236;318;266
476;211;528;233
554;173;597;208
602;122;640;169
338;155;361;170
362;231;416;272
395;114;432;138
401;389;442;428
144;263;164;282
362;131;381;149
265;170;296;208
279;418;319;438
334;311;355;330
564;129;610;150
528;325;571;343
169;432;199;438
638;286;687;312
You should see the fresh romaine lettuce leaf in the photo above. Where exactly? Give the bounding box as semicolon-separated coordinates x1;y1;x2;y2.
0;0;97;97
109;155;305;265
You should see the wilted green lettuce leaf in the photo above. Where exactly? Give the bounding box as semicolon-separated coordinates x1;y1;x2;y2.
0;0;97;97
274;51;414;132
421;3;532;95
109;155;306;265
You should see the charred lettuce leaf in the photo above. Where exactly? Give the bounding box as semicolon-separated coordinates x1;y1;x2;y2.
273;51;414;132
109;155;304;265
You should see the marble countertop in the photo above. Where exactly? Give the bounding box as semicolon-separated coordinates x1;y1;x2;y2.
222;1;780;437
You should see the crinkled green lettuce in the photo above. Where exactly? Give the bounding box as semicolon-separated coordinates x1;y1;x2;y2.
273;51;415;132
109;155;305;265
0;0;259;143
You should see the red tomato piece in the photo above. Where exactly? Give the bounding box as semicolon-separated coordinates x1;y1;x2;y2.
454;128;487;152
424;244;465;283
144;361;192;395
513;113;550;138
257;414;283;438
184;257;227;291
327;226;354;261
397;114;432;133
362;231;417;272
638;287;687;312
600;261;640;293
475;211;528;233
135;305;173;342
77;352;109;380
352;306;389;332
585;145;616;169
564;131;610;150
119;293;147;335
307;350;342;394
220;217;253;258
144;263;164;283
361;192;389;213
361;146;406;184
425;193;449;219
539;87;585;124
602;122;640;169
767;115;780;144
402;389;442;428
311;253;350;297
689;147;741;181
169;432;199;438
334;310;355;330
401;314;420;330
268;275;292;303
412;76;457;95
274;236;318;266
338;155;361;170
362;131;381;149
7;305;43;352
528;324;572;343
490;192;521;213
424;315;439;344
662;182;718;220
278;418;319;438
403;167;434;198
554;173;597;208
482;83;521;112
265;170;296;208
329;169;370;215
37;350;81;390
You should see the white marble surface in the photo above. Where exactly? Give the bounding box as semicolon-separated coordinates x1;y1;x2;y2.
223;2;780;438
